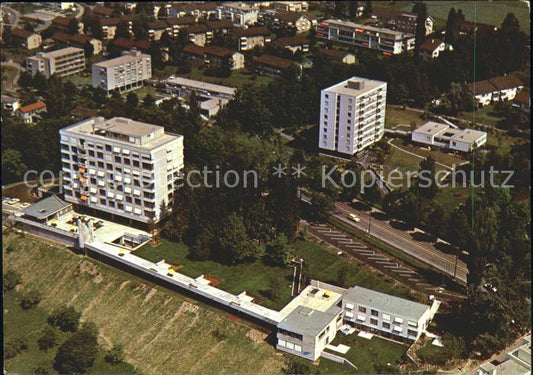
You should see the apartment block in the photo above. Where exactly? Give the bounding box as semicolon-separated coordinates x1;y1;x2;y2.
235;27;272;51
59;117;184;223
11;28;42;50
370;7;434;35
318;77;387;156
26;47;85;78
316;19;415;55
217;2;259;26
91;49;152;95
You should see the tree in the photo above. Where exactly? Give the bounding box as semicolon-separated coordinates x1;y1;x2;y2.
32;71;47;93
83;40;94;58
20;287;42;309
2;148;28;183
67;17;79;34
48;305;81;332
265;234;294;267
412;2;428;62
4;337;28;359
37;327;59;352
115;20;132;40
54;323;99;374
309;191;334;223
143;93;155;107
417;155;438;199
3;269;22;292
33;360;53;375
363;1;373;18
18;71;34;89
133;14;149;40
105;344;125;364
218;213;256;263
269;276;284;302
444;7;459;44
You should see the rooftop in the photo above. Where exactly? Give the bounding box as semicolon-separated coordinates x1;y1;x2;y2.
278;284;344;319
513;90;530;106
420;38;444;52
92;5;115;17
488;75;524;91
371;7;417;20
450;128;487;144
254;54;296;70
11;28;37;39
324;76;386;96
277;304;341;336
22;195;71;220
345;286;430;322
321;19;413;38
19;100;47;114
166;76;236;96
320;48;354;60
275;35;309;47
166;16;196;26
413;121;449;136
93;49;148;68
235;26;271;37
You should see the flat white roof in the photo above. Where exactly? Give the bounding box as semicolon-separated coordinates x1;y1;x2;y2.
412;121;449;136
324;76;386;96
94;52;149;68
166;76;236;96
278;285;343;320
322;19;412;38
39;47;84;59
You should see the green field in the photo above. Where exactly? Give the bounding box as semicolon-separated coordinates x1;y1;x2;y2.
135;237;417;310
327;334;408;373
385;106;426;129
383;1;530;34
389;138;466;168
459;104;503;128
3;232;285;375
176;67;275;89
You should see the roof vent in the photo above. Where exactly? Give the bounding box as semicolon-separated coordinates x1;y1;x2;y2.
347;80;365;90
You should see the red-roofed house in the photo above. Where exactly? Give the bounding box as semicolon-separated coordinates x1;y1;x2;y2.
234;27;272;51
186;24;210;46
18;101;47;123
52;16;84;34
320;48;357;65
148;20;169;41
253;54;302;77
183;44;244;70
93;5;115;17
512;90;530;114
419;38;452;61
467;75;524;107
51;32;103;55
262;11;314;33
274;35;309;54
11;28;42;50
165;16;196;38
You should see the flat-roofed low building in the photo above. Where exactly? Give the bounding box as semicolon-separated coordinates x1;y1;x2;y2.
26;47;85;78
316;19;415;55
91;49;152;95
411;121;487;152
342;286;437;341
21;195;73;223
59;116;184;223
477;335;531;375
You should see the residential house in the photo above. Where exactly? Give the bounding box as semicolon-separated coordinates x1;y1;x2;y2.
458;20;497;36
205;19;235;43
319;77;387;156
273;1;309;12
217;2;259;26
71;106;98;120
182;44;244;70
419;38;452;60
272;11;314;33
11;28;42;50
371;7;433;35
18;100;47;123
467;75;524;107
112;38;152;53
320;48;357;65
99;16;134;40
52;32;103;55
148;20;169;41
316;20;415;55
26;47;85;78
512;90;530;114
275;35;309;54
253;54;301;77
165;16;196;38
92;49;152;95
165;2;218;20
1;95;21;114
234;26;271;51
92;5;115;18
186;24;210;46
411;121;487;152
60;116;184;223
52;16;84;34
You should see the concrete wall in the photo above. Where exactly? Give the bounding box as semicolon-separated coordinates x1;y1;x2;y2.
16;217;78;247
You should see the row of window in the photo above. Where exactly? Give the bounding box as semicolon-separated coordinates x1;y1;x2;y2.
278;339;302;353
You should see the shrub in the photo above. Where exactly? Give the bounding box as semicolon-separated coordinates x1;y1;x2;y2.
6;241;17;253
4;337;28;359
105;344;125;364
48;305;81;332
37;327;59;352
54;323;99;374
20;286;42;309
211;329;227;341
3;269;22;292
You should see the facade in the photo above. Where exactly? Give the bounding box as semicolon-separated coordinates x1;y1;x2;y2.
52;16;84;34
235;26;272;51
371;7;433;35
182;44;245;70
59;117;184;223
164;2;218;20
217;2;259;26
11;28;42;50
92;49;152;95
275;35;309;54
316;19;415;55
148;20;169;41
100;16;134;40
273;1;309;12
26;47;85;78
419;38;452;60
467;75;524;107
52;32;103;55
318;77;387;156
477;335;531;375
165;76;236;117
186;25;209;46
320;48;357;64
165;17;196;38
342;286;437;341
18;100;47;123
411;122;487;153
262;11;314;33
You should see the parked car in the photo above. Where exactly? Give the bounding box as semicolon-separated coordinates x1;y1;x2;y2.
348;213;361;223
20;202;31;208
9;198;20;204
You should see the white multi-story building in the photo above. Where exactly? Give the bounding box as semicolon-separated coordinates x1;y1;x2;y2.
318;77;387;156
91;49;152;95
26;47;85;78
59;117;184;224
217;2;259;26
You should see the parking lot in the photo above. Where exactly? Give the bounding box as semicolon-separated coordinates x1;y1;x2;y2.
305;222;465;302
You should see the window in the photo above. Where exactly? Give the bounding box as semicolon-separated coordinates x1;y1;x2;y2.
97;161;104;168
407;329;417;337
382;322;391;329
134;198;141;205
105;145;112;152
97;152;103;159
114;156;121;163
88;150;95;157
370;318;378;325
126;196;132;203
106;163;113;170
358;306;366;313
370;309;378;317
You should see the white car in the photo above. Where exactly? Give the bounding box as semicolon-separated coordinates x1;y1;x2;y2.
20;202;31;208
9;198;20;204
348;213;361;223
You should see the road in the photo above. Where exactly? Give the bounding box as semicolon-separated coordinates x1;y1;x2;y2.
333;201;468;285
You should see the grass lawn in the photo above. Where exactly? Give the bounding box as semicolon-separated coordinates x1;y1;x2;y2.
459;104;503;128
153;64;180;79
389;138;466;168
176;67;275;89
3;232;286;375
382;1;530;34
134;237;416;310
63;73;92;87
484;132;528;155
416;340;453;366
385;105;426;129
125;85;166;100
326;333;408;373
